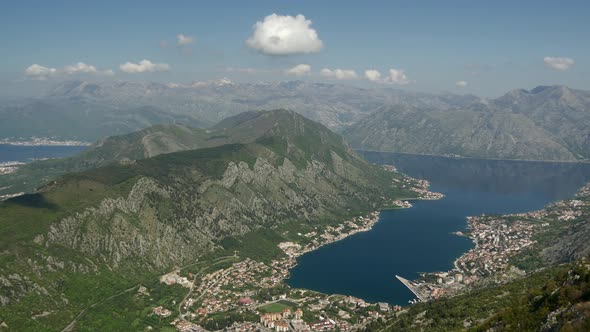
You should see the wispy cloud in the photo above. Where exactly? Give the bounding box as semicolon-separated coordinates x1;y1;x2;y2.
177;33;195;46
225;67;258;74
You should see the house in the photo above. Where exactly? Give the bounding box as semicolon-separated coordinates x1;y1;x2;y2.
294;308;304;319
337;322;350;331
309;303;323;311
311;318;335;331
238;297;254;306
338;310;351;319
176;320;203;332
152;306;172;317
282;307;292;318
260;313;283;328
275;321;289;332
378;302;390;312
291;319;311;332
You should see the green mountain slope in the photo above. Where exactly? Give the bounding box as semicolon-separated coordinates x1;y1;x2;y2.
0;109;348;196
0;124;208;196
0;110;418;331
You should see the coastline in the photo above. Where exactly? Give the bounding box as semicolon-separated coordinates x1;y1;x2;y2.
280;174;445;295
358;149;590;165
0;139;91;147
404;181;590;303
159;169;445;331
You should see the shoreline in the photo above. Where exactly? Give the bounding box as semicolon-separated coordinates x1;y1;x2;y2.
358;149;590;165
158;170;446;331
0;139;91;147
404;181;590;303
281;175;445;298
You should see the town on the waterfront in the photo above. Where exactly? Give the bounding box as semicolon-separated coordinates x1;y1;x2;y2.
150;166;444;332
0;138;91;146
0;162;24;175
399;182;590;303
150;168;590;331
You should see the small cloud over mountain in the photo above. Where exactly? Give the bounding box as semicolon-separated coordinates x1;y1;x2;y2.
365;68;410;85
364;70;381;82
544;57;574;71
24;64;57;79
286;64;311;76
119;60;170;73
320;68;357;80
24;62;113;79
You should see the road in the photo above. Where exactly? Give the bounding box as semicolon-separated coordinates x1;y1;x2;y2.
178;255;239;319
61;284;139;332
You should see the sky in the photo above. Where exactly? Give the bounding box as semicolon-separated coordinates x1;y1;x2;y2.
0;0;589;97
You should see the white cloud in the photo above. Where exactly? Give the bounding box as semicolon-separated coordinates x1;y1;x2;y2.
385;68;409;84
286;64;311;76
24;62;113;79
225;67;258;74
364;68;410;85
64;62;97;74
63;62;114;76
544;56;574;70
364;69;381;82
177;34;195;46
119;59;170;73
246;14;323;55
24;64;57;79
320;68;357;80
456;80;468;87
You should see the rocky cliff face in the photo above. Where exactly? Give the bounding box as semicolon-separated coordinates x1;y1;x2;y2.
42;147;382;270
541;218;590;264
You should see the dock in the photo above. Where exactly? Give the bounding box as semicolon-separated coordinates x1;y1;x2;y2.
395;275;426;302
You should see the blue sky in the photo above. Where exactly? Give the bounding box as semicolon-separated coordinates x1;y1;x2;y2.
1;0;588;96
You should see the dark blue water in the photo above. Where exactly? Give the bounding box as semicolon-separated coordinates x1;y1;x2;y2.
0;144;87;163
287;152;590;305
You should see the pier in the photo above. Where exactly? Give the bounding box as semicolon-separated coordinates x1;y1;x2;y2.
395;275;427;302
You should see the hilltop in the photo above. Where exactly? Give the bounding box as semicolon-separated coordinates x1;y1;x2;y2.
0;109;352;196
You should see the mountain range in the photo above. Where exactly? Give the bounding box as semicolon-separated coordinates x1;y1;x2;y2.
345;85;590;161
2;80;589;162
0;110;418;330
0;80;478;141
